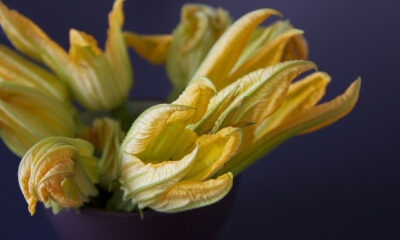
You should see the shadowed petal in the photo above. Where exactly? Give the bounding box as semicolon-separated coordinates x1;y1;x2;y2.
147;172;233;213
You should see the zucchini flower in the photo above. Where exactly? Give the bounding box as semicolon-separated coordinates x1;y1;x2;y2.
119;78;241;213
190;60;361;175
18;137;99;215
0;82;75;156
0;0;133;110
125;4;231;97
78;117;124;191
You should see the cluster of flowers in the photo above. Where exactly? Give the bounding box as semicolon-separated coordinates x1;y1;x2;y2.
0;0;360;215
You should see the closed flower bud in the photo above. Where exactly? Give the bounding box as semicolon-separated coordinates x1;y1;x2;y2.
165;4;231;96
18;137;99;215
124;4;231;99
0;82;75;156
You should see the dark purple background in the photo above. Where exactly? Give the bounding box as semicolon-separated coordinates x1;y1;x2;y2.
0;0;399;239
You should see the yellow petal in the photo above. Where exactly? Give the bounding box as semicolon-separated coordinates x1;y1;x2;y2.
119;146;198;206
0;82;75;156
190;81;239;135
218;78;361;175
296;78;361;134
166;4;231;97
122;78;215;161
66;0;133;111
255;72;331;138
0;1;70;80
79;118;124;190
121;104;195;160
191;9;281;90
212;60;317;132
105;0;132;104
184;127;242;181
227;28;304;82
0;45;69;103
68;29;123;110
124;32;172;64
171;77;216;123
282;34;309;61
69;29;103;56
147;172;233;213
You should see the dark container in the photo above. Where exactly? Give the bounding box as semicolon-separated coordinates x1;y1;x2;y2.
45;178;240;240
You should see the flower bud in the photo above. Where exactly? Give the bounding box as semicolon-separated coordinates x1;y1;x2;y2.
18;137;99;215
78;117;124;191
166;4;231;96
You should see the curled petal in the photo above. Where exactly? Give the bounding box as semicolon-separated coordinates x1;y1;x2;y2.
227;28;304;82
255;72;331;138
147;172;233;213
184;127;242;181
212;60;317;132
122;79;214;161
172;77;216;123
282;34;309;61
190;82;239;135
295;78;361;134
121;104;195;160
119;146;198;207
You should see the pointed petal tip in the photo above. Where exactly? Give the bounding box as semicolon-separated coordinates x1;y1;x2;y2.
311;71;332;84
257;8;282;18
299;76;361;135
290;28;304;35
192;76;217;94
28;198;37;216
297;60;318;72
355;76;362;85
349;77;362;97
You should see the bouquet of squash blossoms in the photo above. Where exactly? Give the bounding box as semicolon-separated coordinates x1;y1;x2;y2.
0;0;360;216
